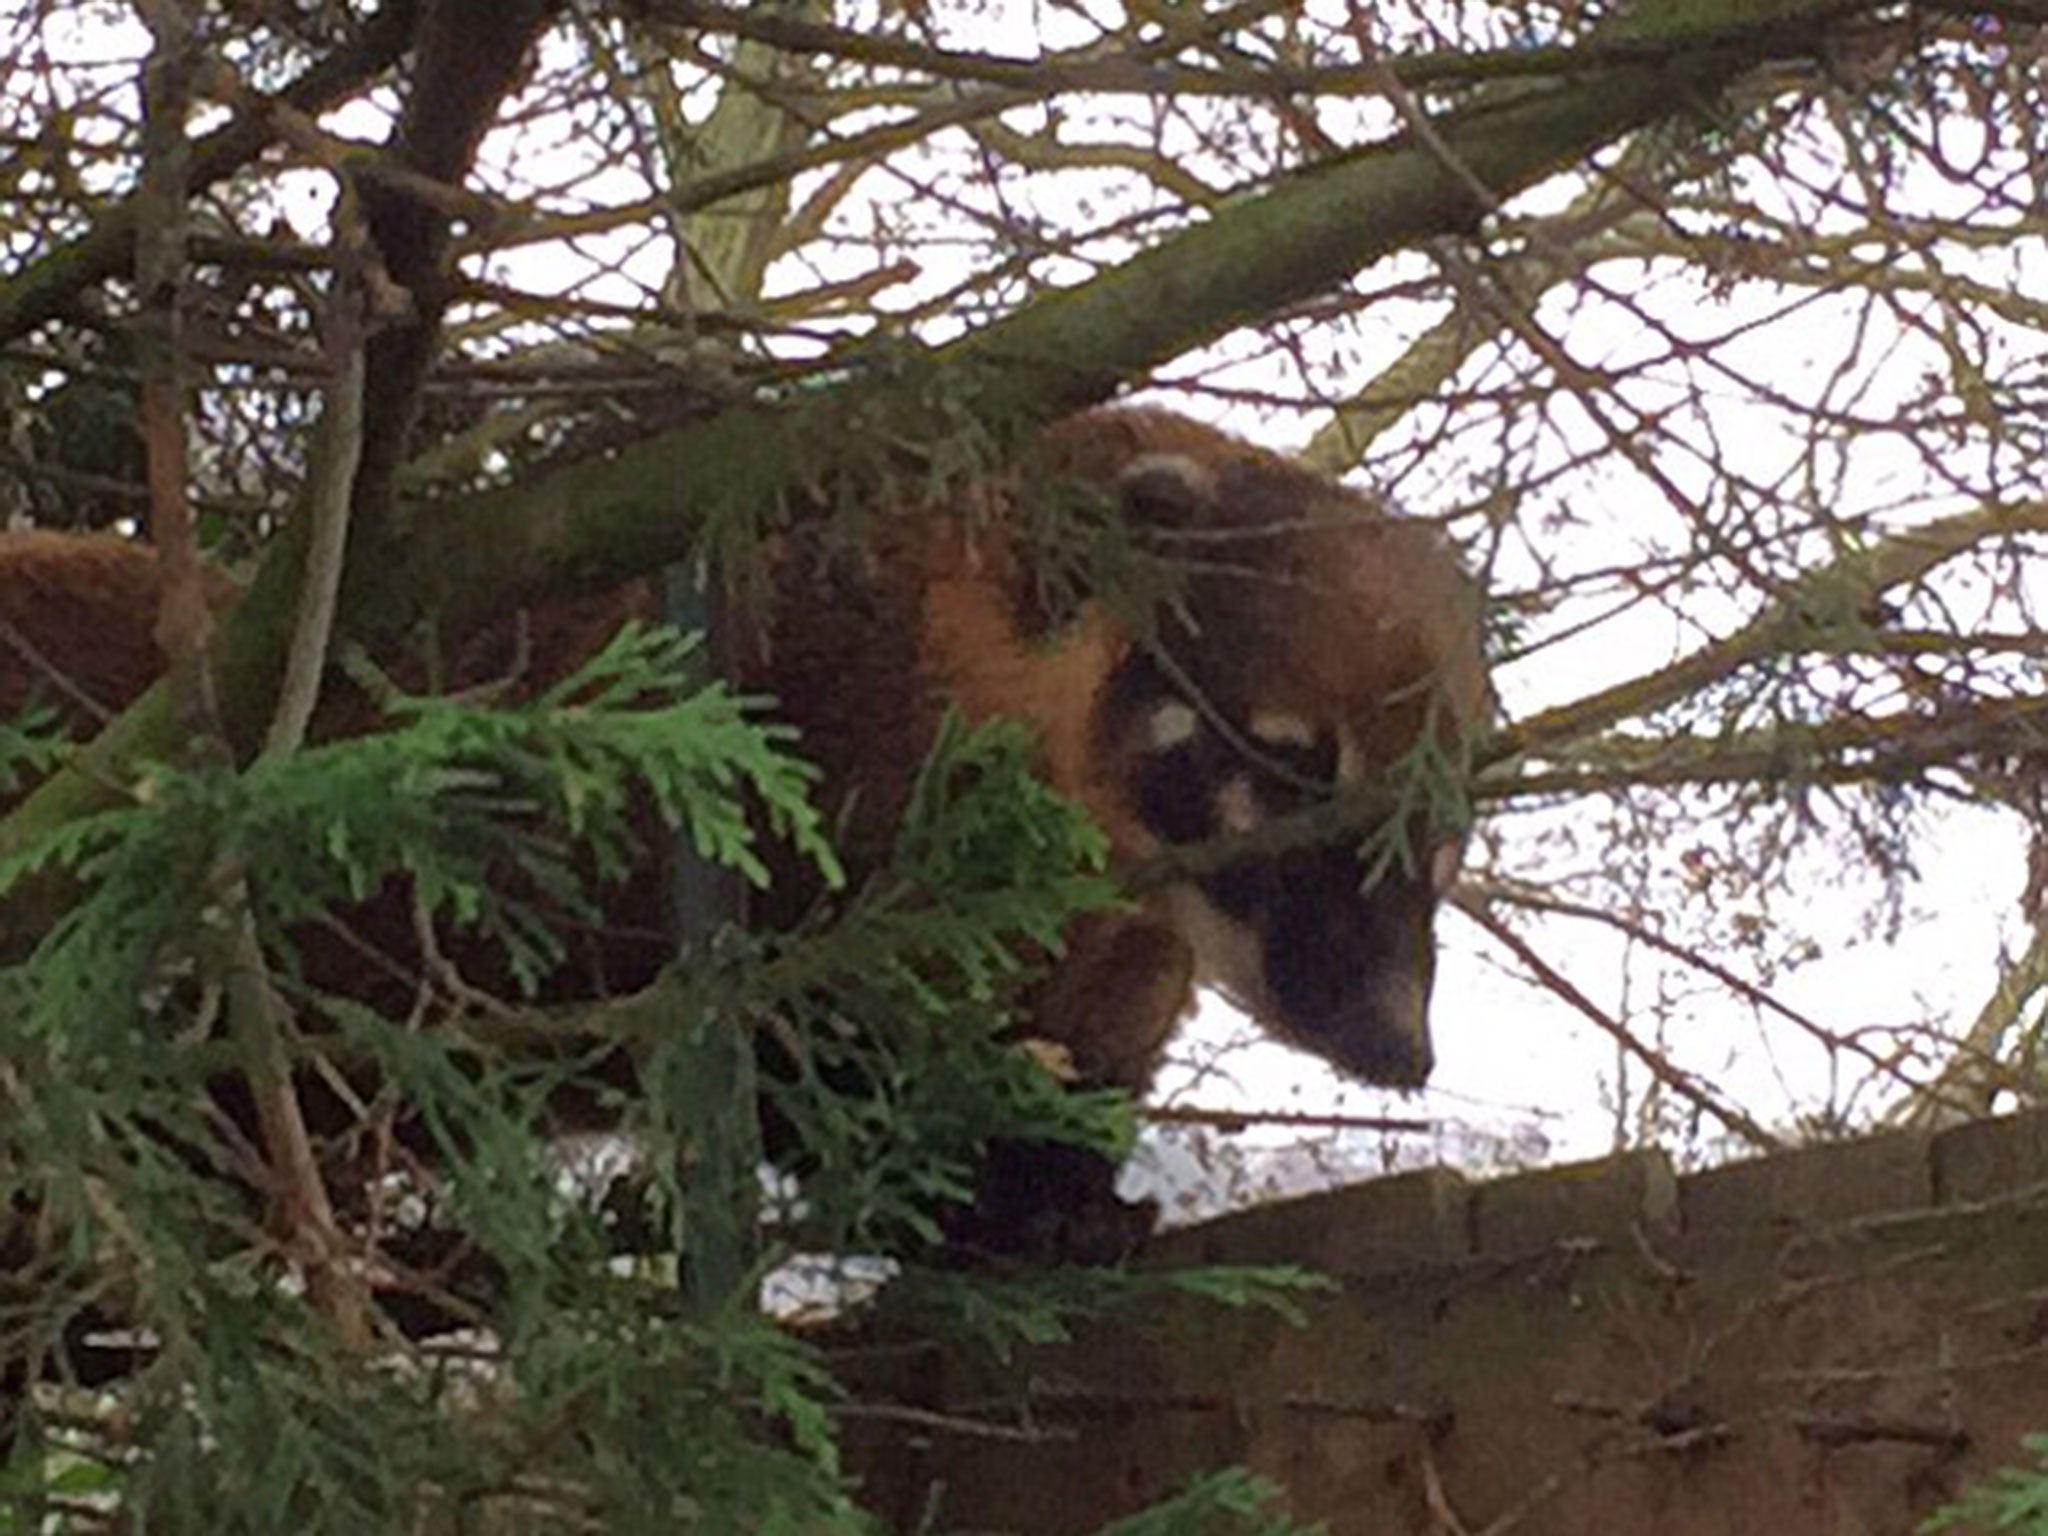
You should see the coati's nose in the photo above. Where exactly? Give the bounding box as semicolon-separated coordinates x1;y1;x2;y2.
1332;968;1435;1087
1356;1031;1433;1088
1264;877;1440;1088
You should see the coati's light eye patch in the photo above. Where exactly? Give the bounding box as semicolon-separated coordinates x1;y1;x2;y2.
1336;726;1366;785
1146;699;1200;751
1238;714;1337;790
1247;710;1315;749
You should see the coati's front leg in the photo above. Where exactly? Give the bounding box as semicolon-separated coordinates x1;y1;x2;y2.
944;908;1194;1264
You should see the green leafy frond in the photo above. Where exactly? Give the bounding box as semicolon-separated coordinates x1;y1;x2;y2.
0;644;1263;1534
0;665;1167;1529
1922;1433;2048;1534
618;711;1127;1255
1359;698;1480;889
0;703;68;801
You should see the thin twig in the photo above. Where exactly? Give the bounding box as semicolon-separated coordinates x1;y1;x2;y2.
134;0;372;1352
1455;890;1783;1152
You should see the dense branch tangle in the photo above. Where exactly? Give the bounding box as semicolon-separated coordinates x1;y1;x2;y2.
0;2;2042;1525
0;0;2040;1232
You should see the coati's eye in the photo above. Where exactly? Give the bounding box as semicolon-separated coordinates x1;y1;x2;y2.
1111;653;1344;846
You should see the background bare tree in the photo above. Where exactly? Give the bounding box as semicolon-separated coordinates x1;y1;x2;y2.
0;0;2043;1518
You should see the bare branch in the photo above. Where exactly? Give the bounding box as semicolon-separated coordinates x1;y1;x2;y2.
0;0;419;349
1455;890;1784;1153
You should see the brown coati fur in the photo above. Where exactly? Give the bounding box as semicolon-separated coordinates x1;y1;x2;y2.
747;408;1492;1104
0;406;1489;1254
0;527;241;730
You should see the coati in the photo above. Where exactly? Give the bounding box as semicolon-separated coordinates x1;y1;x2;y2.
745;409;1491;1100
0;406;1489;1254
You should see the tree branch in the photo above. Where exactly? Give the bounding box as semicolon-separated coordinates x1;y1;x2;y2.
0;0;419;349
1495;498;2048;765
346;0;559;549
367;0;1853;640
1454;890;1784;1151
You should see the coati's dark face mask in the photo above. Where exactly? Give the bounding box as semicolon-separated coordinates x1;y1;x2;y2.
1104;665;1463;1088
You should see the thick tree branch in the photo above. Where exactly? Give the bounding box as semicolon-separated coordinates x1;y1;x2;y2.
1504;693;2048;796
1127;690;2048;894
347;0;558;548
368;0;1855;638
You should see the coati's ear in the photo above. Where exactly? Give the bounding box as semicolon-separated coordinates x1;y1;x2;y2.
1117;452;1216;529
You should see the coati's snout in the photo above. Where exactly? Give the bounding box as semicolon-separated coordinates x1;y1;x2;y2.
1257;842;1449;1087
1115;669;1469;1088
1159;818;1455;1090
